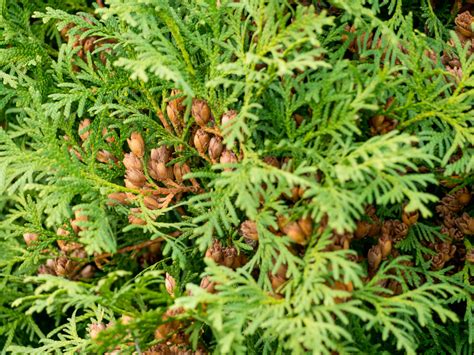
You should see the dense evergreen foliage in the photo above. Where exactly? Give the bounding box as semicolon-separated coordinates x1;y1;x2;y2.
0;0;473;353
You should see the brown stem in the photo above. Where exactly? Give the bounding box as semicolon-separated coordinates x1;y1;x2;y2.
94;231;180;268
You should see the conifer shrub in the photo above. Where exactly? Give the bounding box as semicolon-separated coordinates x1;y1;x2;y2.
0;0;473;353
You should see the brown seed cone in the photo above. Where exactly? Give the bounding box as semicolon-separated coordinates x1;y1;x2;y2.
222;247;239;268
354;220;371;239
369;115;397;135
368;244;383;272
194;129;211;155
441;225;465;241
382;220;409;243
437;191;468;215
221;110;238;126
78;265;95;279
192;99;211;127
123;153;143;171
240;220;258;240
54;256;78;277
200;276;217;293
293;113;304;127
89;322;106;340
102;127;115;143
78;119;91;141
454;187;471;206
83;37;96;53
128;208;146;225
270;273;287;292
456;213;474;235
282;221;308;245
169;89;186;112
124;179;141;190
431;253;446;270
205;240;224;264
401;208;419;226
96;150;117;164
149;161;174;181
208;136;224;161
263;156;281;168
125;168;147;187
298;216;313;237
127;132;145;158
143;195;163;210
165;273;176;296
220;149;238;169
166;104;183;133
173;163;191;183
150;146;172;163
107;192;129;206
378;234;392;259
455;11;474;38
443;213;457;228
23;233;38;246
435;242;457;262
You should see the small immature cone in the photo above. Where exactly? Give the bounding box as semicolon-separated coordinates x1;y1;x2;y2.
194;128;211;155
354;220;371;239
192;99;211;126
431;253;446;270
208;136;224;162
78;119;91;141
127;132;145;158
165;273;176;296
89;322;106;339
150;146;171;163
293;113;304;127
378;234;392;259
456;213;474;235
221;110;237;126
144;195;163;210
166;104;182;132
23;233;38;246
79;265;95;279
454;187;471;206
219;149;238;171
102;127;115;143
123;153;143;171
170;89;185;112
205;240;224;264
282;221;308;245
71;210;88;234
54;256;77;277
240;220;258;240
401;207;419;226
125;169;147;187
148;161;174;181
173;163;191;183
96;150;117;164
129;208;146;225
298;216;313;238
263;156;280;168
368;244;383;272
455;11;474;38
200;276;216;293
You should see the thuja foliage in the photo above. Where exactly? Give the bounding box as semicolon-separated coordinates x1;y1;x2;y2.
0;0;473;353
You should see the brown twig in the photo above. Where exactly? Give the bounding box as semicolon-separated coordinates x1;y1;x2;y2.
94;231;180;268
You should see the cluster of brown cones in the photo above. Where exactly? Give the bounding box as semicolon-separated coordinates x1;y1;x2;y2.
59;17;115;71
25;209;94;280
